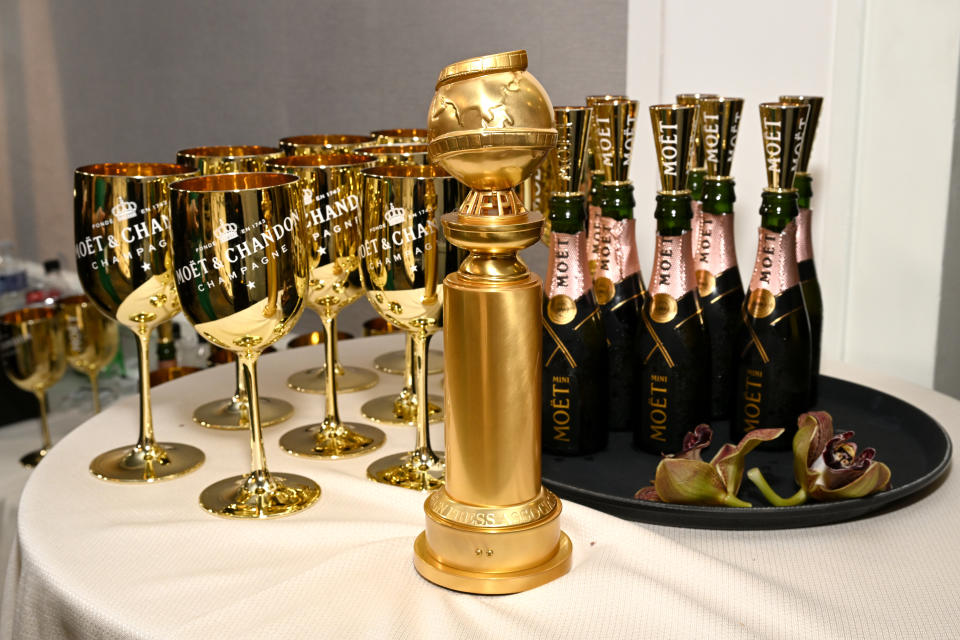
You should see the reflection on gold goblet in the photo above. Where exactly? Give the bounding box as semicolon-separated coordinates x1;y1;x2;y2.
60;294;118;414
355;143;428;166
175;145;294;430
267;154;386;459
279;134;374;155
170;172;320;518
1;307;67;467
75;163;205;482
361;165;464;489
370;128;429;144
267;153;379;395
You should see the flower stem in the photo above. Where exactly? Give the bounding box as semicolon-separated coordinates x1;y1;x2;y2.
746;468;807;506
722;494;753;508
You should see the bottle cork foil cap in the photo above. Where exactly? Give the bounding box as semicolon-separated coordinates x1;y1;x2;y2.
699;97;744;179
779;95;823;173
553;106;591;195
759;102;810;192
588;98;639;182
677;93;718;169
649;104;697;194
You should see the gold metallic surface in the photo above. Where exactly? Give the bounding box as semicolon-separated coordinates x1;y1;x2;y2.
759;102;810;192
361;393;443;425
587;96;638;182
361;164;463;487
696;270;717;297
60;294;118;414
355;143;428;166
1;307;66;467
747;288;776;319
191;396;292;430
175;145;282;175
371;128;429;144
262;154;386;459
278;134;374;155
169;172;319;518
677;93;718;169
552;106;591;195
649;293;679;323
649;104;698;194
779;95;823;173
373;350;443;375
699;97;744;179
75;162;205;482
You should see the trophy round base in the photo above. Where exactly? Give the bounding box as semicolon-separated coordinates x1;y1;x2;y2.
199;472;320;519
361;394;444;425
193;397;294;430
19;448;47;468
279;422;385;459
90;443;205;483
367;450;445;491
374;350;444;375
286;366;379;394
413;531;572;595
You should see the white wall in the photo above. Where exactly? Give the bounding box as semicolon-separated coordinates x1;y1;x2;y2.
626;0;960;388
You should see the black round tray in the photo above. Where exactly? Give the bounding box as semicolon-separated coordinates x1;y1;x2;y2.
542;376;952;529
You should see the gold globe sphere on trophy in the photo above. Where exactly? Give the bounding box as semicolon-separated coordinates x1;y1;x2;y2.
413;50;572;594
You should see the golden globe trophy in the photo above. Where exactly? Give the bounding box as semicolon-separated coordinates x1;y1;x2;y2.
413;50;572;594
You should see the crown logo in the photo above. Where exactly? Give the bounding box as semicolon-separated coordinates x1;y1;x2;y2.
385;204;406;226
302;188;314;205
214;222;239;241
111;199;138;220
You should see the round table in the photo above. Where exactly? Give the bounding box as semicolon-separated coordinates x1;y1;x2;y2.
2;333;957;639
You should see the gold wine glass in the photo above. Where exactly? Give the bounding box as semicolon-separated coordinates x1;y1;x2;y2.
370;128;429;144
1;307;67;467
361;165;465;490
175;145;294;430
357;141;443;391
75;163;205;482
279;134;374;155
169;172;320;518
268;154;386;459
60;294;119;414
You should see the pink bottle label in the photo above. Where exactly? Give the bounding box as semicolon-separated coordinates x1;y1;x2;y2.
546;231;591;300
748;223;800;296
796;207;814;263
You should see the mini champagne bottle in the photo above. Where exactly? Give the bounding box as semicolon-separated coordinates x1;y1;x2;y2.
781;95;824;404
542;106;608;455
677;93;718;266
636;104;710;454
732;102;813;447
695;97;745;419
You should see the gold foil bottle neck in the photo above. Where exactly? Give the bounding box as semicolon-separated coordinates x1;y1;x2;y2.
553;106;591;195
759;102;810;192
649;104;697;194
699;97;744;179
677;93;718;169
436;50;528;88
588;98;638;182
779;95;823;173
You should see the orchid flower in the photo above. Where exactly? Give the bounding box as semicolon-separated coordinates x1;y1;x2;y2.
747;411;892;506
635;425;784;507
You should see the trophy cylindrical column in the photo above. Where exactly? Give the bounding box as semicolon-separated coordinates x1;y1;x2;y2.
443;273;542;507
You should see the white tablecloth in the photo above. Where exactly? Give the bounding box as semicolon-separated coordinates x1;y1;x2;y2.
1;334;957;639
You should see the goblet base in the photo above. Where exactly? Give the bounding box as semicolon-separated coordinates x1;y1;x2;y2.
279;422;385;459
19;448;47;468
367;450;445;491
199;471;320;519
287;366;379;394
361;393;444;425
90;442;205;483
193;396;293;430
374;350;444;375
413;531;572;595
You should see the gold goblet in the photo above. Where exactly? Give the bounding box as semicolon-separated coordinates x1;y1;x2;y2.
370;128;429;144
75;163;205;482
169;172;320;518
60;294;119;414
267;153;380;395
357;142;443;382
175;145;294;430
279;134;374;155
361;165;464;489
1;307;67;467
267;154;386;459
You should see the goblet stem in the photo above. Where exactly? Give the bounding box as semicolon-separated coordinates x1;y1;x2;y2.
134;328;158;452
404;333;415;392
238;353;269;479
232;360;248;409
90;372;101;414
322;313;343;427
35;391;52;451
411;331;438;465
